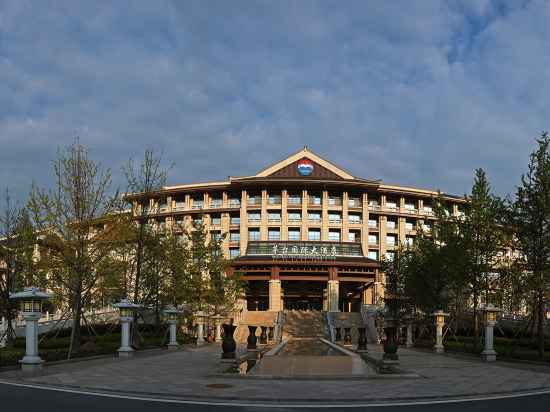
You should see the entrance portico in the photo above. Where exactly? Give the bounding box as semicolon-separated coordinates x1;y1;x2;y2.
232;241;380;313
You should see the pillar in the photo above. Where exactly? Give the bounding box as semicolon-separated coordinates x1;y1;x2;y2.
481;319;497;362
269;266;282;311
167;320;179;350
406;322;414;348
118;317;134;357
21;312;43;370
214;318;223;342
0;317;6;348
327;266;339;312
196;321;204;346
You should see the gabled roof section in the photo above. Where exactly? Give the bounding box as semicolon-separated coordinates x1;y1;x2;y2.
255;146;356;180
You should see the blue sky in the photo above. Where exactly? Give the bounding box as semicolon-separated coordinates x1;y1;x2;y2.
1;0;549;203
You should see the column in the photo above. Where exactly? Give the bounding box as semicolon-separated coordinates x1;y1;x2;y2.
327;266;339;312
281;190;288;240
406;322;414;348
118;317;134;357
361;192;369;256
301;189;308;240
321;190;329;240
167;320;178;349
260;189;268;240
481;319;497;361
342;191;349;242
240;190;248;254
269;266;282;311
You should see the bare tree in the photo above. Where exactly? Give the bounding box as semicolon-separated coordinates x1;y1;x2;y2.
28;142;119;357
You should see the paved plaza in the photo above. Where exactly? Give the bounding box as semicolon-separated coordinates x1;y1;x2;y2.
1;344;550;405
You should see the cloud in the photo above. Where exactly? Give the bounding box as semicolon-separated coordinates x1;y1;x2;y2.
0;0;549;203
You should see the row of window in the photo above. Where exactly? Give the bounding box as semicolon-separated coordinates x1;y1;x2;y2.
226;228;362;243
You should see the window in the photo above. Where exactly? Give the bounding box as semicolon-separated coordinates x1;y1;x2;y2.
248;195;261;206
229;198;240;207
248;228;260;241
268;212;281;222
368;234;378;245
309;195;321;206
368;250;378;260
268;195;281;205
348;197;361;208
268;228;280;240
192;199;204;209
328;196;341;206
230;216;240;225
328;213;341;223
230;232;240;242
174;198;185;210
348;232;356;242
210;198;222;208
348;213;361;224
349;231;360;242
211;231;222;241
248;212;261;222
386;219;396;229
386;200;397;210
405;220;414;231
288;195;301;205
159;198;168;211
308;229;321;241
404;202;416;211
386;235;396;246
288;212;301;222
229;248;240;258
368;218;378;228
211;215;221;226
308;212;321;222
328;230;340;241
405;236;414;247
423;205;433;214
288;228;300;241
368;199;379;206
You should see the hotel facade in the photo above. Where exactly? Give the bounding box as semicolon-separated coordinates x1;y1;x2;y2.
130;148;465;314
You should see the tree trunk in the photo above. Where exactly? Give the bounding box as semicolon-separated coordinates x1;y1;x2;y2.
68;288;83;359
537;290;545;360
473;290;479;351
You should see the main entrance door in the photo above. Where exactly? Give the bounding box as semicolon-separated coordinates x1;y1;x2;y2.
281;280;325;311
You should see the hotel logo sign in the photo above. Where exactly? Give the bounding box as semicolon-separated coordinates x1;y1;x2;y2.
246;241;363;261
297;159;314;176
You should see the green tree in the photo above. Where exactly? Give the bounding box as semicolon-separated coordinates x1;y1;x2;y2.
509;132;550;360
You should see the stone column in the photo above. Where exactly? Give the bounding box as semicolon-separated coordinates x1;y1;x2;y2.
118;315;134;357
214;316;223;342
432;310;448;354
481;318;497;362
406;322;414;348
195;312;205;346
365;304;379;343
21;312;43;370
167;319;179;350
268;280;282;311
0;317;6;348
327;281;339;312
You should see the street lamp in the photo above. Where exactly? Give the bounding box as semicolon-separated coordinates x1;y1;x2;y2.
211;314;224;342
432;310;449;354
9;287;52;373
114;299;143;358
163;306;183;350
481;304;501;362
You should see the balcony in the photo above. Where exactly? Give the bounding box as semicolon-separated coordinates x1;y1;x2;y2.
209;200;223;209
348;199;361;208
248;197;261;207
268;218;281;223
308;197;322;207
368;203;380;211
403;206;418;214
192;202;204;210
308;218;321;224
327;198;342;207
229;200;241;208
210;219;222;227
173;203;186;211
288;218;302;224
268;197;282;206
287;197;302;207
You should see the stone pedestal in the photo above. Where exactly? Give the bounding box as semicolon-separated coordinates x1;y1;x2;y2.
247;325;258;350
357;327;367;352
20;313;44;371
167;320;179;350
0;317;7;348
343;328;352;346
481;320;497;362
118;317;134;358
406;322;414;348
259;326;268;344
434;322;444;353
196;321;205;346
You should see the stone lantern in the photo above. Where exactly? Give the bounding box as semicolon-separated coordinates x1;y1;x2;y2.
163;306;183;350
9;287;52;373
404;313;415;349
432;310;449;353
481;304;500;362
114;299;143;358
194;311;206;346
211;314;224;342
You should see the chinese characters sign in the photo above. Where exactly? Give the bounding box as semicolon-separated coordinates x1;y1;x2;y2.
246;241;362;260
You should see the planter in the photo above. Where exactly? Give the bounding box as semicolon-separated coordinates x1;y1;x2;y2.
259;326;268;344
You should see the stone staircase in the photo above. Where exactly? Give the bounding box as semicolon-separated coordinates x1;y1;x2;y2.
282;310;327;339
234;311;278;343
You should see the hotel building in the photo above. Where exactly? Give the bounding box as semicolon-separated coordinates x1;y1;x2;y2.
129;147;465;313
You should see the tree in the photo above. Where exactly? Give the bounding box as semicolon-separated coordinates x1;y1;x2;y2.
122;149;172;306
460;168;506;349
28;142;120;357
509;132;550;360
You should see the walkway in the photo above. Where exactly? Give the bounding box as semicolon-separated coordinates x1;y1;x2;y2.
1;344;550;404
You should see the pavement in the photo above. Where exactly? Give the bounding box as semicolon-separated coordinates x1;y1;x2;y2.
1;343;550;406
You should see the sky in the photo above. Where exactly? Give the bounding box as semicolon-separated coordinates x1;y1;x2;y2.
1;0;549;204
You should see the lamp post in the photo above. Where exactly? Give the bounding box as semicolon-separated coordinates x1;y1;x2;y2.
432;310;449;354
212;314;224;342
194;311;206;346
481;304;500;362
405;314;415;349
9;287;52;373
164;306;183;350
114;299;143;358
